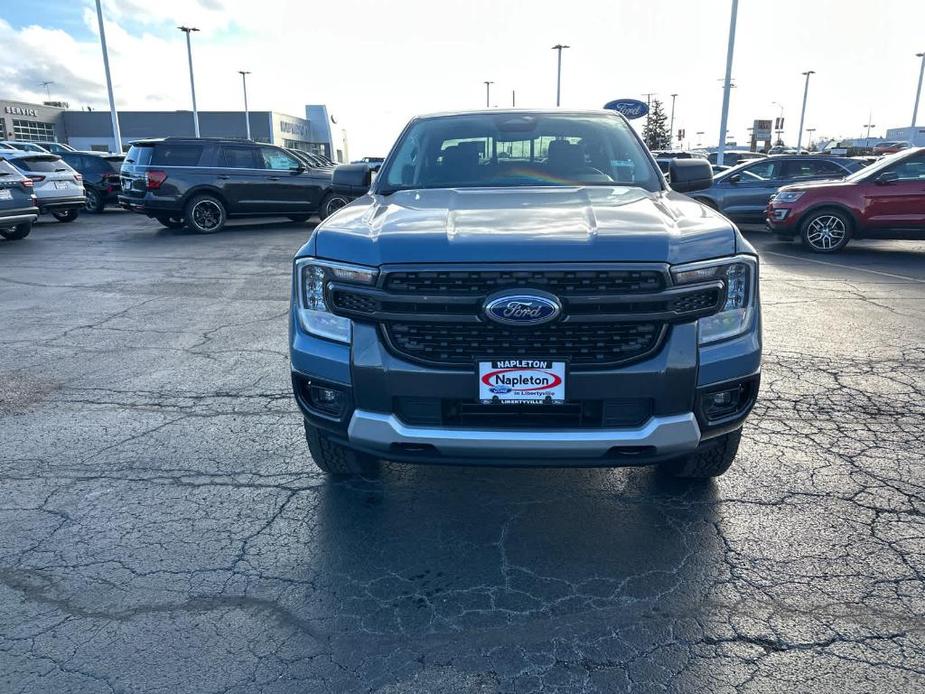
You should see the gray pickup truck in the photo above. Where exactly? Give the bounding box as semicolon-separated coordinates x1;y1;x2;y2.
289;110;761;481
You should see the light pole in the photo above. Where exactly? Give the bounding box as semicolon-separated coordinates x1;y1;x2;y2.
796;70;814;152
483;81;493;108
551;44;569;106
863;114;876;147
40;81;54;101
696;131;704;148
178;26;200;137
806;127;816;150
94;0;122;153
716;0;739;166
512;90;516;108
771;101;785;145
913;52;925;127
669;93;678;148
238;70;251;139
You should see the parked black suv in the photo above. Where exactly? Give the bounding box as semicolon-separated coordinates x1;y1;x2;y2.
119;138;351;233
59;151;124;213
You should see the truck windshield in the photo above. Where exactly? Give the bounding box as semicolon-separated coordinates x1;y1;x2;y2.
377;112;661;194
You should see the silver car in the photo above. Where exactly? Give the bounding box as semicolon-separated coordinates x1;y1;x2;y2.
0;140;49;153
0;151;85;222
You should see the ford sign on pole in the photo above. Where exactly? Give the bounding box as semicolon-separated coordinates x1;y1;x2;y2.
603;99;649;120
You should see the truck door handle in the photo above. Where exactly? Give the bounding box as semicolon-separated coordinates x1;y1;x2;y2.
269;176;280;181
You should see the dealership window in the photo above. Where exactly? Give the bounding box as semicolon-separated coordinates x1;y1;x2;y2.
12;119;56;142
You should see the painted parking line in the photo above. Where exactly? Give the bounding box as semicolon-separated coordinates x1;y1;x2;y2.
760;249;925;284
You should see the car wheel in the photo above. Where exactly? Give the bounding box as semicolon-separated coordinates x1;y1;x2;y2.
800;209;852;253
185;194;226;234
661;428;742;479
287;215;310;223
304;421;380;477
84;188;104;213
319;192;350;220
0;222;32;240
154;215;185;229
52;209;80;223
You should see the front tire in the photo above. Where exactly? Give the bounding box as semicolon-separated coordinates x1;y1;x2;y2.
0;222;32;240
800;209;852;253
84;188;105;213
52;209;79;223
185;194;226;234
319;192;350;219
662;428;742;479
304;421;379;477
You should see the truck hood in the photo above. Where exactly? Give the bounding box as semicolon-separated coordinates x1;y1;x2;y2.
778;178;853;193
307;187;737;265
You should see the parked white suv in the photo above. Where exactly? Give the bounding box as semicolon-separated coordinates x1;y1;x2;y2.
0;151;85;222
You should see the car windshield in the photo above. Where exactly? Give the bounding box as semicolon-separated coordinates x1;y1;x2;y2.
377;112;661;194
844;148;920;182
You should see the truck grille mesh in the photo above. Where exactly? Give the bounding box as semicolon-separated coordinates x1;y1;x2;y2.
383;269;664;295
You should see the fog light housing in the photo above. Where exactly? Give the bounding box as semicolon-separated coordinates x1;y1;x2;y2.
701;385;745;421
772;209;789;221
308;384;346;416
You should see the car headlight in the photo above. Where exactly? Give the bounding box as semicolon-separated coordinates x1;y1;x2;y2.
294;258;378;343
672;255;757;345
774;191;805;203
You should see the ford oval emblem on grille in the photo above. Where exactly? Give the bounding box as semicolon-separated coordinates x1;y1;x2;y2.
483;292;562;326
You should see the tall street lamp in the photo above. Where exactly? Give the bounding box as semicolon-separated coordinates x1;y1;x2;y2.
806;127;816;150
669;93;678;148
178;26;200;137
772;101;785;145
94;0;122;153
40;81;54;101
551;44;569;106
483;81;494;108
796;70;815;152
238;70;251;139
912;52;925;127
716;0;739;166
863;115;876;147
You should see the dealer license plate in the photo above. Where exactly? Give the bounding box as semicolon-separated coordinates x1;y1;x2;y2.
0;189;12;200
478;360;566;404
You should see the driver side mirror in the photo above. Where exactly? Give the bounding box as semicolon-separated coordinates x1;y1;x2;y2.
669;158;713;194
875;171;899;185
332;164;372;195
290;164;305;173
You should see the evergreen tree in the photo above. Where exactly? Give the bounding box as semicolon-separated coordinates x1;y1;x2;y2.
642;98;671;150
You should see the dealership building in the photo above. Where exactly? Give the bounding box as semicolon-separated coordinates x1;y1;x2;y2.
0;99;348;161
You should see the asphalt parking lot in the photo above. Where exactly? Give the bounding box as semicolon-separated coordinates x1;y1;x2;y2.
1;211;924;693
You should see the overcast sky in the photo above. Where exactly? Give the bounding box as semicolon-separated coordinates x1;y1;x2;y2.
2;0;924;155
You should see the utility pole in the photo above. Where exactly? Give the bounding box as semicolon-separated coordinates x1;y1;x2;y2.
178;26;200;137
864;113;876;147
551;44;569;106
512;90;516;108
669;93;678;148
913;52;925;127
94;0;122;153
238;70;251;139
40;81;54;101
796;70;815;152
716;0;739;166
483;81;493;108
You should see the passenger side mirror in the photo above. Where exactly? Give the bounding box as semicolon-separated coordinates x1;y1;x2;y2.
332;164;372;196
290;164;305;174
875;171;899;185
669;158;713;194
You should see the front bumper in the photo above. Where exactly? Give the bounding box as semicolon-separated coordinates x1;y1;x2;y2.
765;203;801;232
291;312;761;466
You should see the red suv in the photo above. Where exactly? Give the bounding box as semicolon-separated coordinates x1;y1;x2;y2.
767;147;925;253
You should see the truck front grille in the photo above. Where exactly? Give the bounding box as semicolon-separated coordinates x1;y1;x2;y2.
384;321;663;366
383;268;665;295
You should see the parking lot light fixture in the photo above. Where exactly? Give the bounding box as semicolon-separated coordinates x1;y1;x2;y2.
94;0;122;153
864;114;876;147
913;52;925;127
178;26;201;137
669;93;678;148
238;71;251;140
716;0;738;167
796;70;815;152
551;44;569;106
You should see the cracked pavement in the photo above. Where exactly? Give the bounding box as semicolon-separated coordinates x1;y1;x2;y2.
1;213;924;693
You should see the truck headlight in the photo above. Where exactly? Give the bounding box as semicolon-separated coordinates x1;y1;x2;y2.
672;255;757;345
774;191;805;203
294;258;378;343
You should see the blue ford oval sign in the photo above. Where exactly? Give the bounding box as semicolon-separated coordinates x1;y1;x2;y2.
604;99;649;120
484;293;561;326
